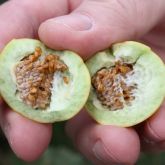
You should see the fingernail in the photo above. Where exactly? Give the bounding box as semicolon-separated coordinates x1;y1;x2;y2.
92;140;118;164
54;13;93;31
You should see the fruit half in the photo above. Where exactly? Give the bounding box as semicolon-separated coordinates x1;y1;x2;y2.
85;41;165;127
0;39;90;123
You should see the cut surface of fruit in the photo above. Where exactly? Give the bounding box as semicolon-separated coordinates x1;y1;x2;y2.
92;61;137;111
0;39;90;123
15;47;68;109
85;41;165;127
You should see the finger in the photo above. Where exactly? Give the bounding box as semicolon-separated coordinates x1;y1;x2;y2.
137;101;165;152
0;107;52;162
139;26;165;63
39;0;165;59
66;111;140;165
0;0;68;161
0;0;68;47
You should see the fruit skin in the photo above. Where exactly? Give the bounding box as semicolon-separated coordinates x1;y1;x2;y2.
85;41;165;127
0;39;90;123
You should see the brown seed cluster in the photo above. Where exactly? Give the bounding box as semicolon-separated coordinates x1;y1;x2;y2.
15;47;68;109
92;61;137;111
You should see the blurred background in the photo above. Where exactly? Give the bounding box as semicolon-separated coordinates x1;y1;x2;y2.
0;0;165;165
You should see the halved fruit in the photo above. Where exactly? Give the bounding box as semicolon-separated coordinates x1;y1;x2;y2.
0;39;90;123
85;41;165;127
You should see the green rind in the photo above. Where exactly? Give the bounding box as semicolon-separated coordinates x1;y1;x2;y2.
85;41;165;127
0;39;90;123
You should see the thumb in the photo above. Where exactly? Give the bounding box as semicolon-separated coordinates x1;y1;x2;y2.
39;0;165;59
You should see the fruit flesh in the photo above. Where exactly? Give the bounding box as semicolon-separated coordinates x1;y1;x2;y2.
85;41;165;127
92;61;137;110
15;47;68;109
0;39;90;123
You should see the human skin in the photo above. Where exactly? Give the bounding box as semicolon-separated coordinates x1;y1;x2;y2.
0;0;165;164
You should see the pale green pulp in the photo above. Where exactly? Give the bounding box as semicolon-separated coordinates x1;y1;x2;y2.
0;39;90;123
85;41;165;127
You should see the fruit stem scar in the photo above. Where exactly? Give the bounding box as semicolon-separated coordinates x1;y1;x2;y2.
14;47;68;110
92;61;137;111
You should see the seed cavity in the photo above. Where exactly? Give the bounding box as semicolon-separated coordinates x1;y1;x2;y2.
92;61;137;111
14;47;68;109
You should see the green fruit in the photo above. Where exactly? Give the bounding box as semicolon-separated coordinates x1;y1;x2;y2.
0;39;90;123
85;41;165;127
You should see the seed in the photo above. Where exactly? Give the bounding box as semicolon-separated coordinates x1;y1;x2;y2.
28;55;35;62
30;87;37;94
63;76;69;84
48;64;54;73
119;65;131;74
92;61;136;110
35;47;42;54
50;61;55;70
39;104;46;109
34;50;41;58
41;91;48;96
27;94;36;102
42;63;48;69
15;47;68;109
45;54;55;61
97;83;104;92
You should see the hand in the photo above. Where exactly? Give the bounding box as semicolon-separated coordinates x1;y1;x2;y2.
0;0;165;164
